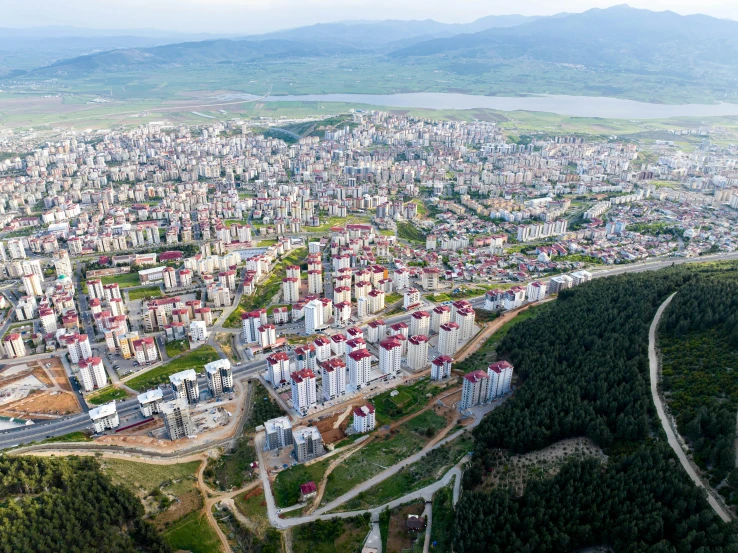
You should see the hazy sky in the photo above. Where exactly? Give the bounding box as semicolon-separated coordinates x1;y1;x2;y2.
1;0;737;34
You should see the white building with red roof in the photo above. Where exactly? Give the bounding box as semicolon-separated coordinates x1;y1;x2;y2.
291;368;317;413
487;361;514;399
460;370;489;410
352;404;376;433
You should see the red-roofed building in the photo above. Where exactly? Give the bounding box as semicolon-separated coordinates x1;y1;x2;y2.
352;404;376;433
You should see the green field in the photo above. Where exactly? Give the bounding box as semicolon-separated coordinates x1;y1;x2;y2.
292;516;370;553
126;345;220;391
371;377;440;425
39;431;92;444
338;433;471;512
321;411;447;506
127;286;163;301
272;458;330;507
204;437;257;492
165;339;190;357
235;486;269;525
397;221;426;243
429;480;455;553
87;386;130;405
100;272;141;288
101;458;201;496
163;511;223;553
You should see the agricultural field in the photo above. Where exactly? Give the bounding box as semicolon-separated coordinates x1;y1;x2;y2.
126;345;220;391
371;377;448;425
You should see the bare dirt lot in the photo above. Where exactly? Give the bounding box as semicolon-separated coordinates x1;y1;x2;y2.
386;502;426;553
0;358;81;418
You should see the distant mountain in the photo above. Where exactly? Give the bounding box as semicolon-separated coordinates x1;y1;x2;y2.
32;38;362;76
390;5;738;75
247;15;543;47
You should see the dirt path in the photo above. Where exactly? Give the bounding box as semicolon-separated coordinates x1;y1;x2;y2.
649;293;732;523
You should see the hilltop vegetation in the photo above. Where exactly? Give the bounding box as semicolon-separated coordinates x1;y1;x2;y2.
660;270;738;499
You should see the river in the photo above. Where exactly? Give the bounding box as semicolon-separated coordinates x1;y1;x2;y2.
214;92;738;119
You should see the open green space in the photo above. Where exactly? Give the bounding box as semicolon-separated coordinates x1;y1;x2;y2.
309;215;372;233
101;458;201;497
246;382;285;430
204;437;257;492
371;377;441;425
397;221;426;243
126;345;220;391
164;339;189;357
224;247;307;328
127;286;163;301
87;386;130;405
429;481;455;553
163;511;223;553
321;410;447;505
384;292;402;304
234;486;269;525
100;272;141;289
292;516;370;553
338;432;471;511
272;458;330;508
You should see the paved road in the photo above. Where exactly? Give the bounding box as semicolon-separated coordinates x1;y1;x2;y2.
422;501;432;553
649;293;732;523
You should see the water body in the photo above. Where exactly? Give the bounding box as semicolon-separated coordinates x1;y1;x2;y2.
215;92;738;119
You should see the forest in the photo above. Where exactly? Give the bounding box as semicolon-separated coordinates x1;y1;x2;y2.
454;446;738;553
0;455;171;553
659;270;738;501
456;263;738;552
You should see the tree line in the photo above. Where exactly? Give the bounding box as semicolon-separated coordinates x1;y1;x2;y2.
0;455;171;553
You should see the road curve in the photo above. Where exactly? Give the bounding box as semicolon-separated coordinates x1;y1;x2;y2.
649;293;732;523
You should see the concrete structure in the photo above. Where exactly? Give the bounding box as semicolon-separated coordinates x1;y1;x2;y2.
321;357;346;400
431;305;451;333
378;337;402;374
487;360;513;399
347;347;373;390
132;337;158;364
403;288;421;309
267;352;292;388
526;281;547;302
454;308;476;341
3;333;26;359
89;401;119;433
264;416;293;450
137;388;164;417
258;325;277;349
293;426;324;462
304;299;324;335
205;358;233;397
170;369;200;404
409;310;431;337
161;398;195;440
407;335;429;371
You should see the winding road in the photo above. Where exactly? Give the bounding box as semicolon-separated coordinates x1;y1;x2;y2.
649;293;732;523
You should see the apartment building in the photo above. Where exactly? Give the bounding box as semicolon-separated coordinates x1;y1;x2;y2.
487;361;514;399
170;369;200;404
291;368;317;413
304;299;324;335
258;324;277;349
420;267;440;290
205;358;233;397
455;308;476;341
132;337;158;364
379;337;402;374
410;310;431;337
431;305;451;333
321;357;347;400
3;333;26;358
348;347;373;390
403;288;420;309
307;270;323;295
352;404;376;433
431;355;453;380
526;281;547;302
460;370;489;410
137;388;164;417
161;398;195;441
282;277;300;303
437;322;460;357
77;356;107;392
293;426;325;462
89;401;120;433
407;335;429;371
267;351;291;388
264;416;294;450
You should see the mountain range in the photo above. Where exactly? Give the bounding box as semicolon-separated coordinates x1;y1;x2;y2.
4;5;738;103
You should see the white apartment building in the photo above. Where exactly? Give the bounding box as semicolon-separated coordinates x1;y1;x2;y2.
487;361;514;400
291;368;317;413
161;398;195;440
431;305;451;333
407;335;429;371
170;369;200;404
333;286;351;304
431;355;453;380
3;333;26;358
403;288;421;309
53;249;73;278
137;388;164;417
503;287;526;311
420;268;440;290
39;308;57;334
367;289;385;313
393;268;409;290
132;337;158;364
89;401;120;433
313;336;332;362
77;357;108;392
571;270;593;286
63;333;92;363
22;273;42;297
347;348;373;390
352;404;376;434
378;337;402;374
460;370;489;411
409;310;431;337
334;301;352;327
282;277;300;303
264;416;294;450
258;324;277;349
304;299;324;335
455;308;475;341
549;274;574;294
526;281;547;302
205;358;233;397
354;280;371;300
189;320;208;342
438;322;460;357
321;358;347;400
267;352;292;387
163;267;178;289
307;270;323;295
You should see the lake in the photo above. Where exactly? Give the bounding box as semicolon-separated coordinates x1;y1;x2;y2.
218;92;738;119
